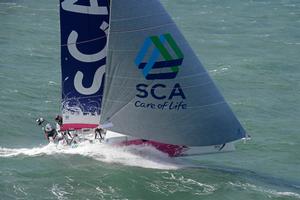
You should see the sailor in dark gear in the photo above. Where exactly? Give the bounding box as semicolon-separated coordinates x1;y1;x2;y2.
36;118;45;126
43;123;57;141
54;115;73;144
95;127;106;141
54;115;63;126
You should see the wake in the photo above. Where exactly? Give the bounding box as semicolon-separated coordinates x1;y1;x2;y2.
0;142;184;170
1;144;299;198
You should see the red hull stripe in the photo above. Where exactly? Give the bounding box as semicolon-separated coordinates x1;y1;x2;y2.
120;139;187;157
61;124;98;131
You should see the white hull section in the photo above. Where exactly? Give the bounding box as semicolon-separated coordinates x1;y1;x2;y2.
104;131;235;156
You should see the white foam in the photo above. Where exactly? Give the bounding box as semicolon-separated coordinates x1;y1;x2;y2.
148;171;216;195
0;142;183;170
228;182;300;199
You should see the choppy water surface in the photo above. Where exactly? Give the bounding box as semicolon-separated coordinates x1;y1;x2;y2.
0;0;299;199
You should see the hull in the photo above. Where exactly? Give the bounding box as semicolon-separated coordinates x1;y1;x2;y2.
52;128;235;157
104;131;235;157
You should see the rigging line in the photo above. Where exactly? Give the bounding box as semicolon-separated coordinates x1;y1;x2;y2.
112;12;167;22
105;74;146;80
61;35;107;46
108;49;139;52
63;94;103;100
110;22;175;34
186;101;226;109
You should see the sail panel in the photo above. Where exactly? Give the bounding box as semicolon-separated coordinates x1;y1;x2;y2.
59;0;109;129
100;0;246;146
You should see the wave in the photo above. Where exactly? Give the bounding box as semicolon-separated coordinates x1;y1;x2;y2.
1;144;299;199
147;171;217;196
0;142;184;170
228;182;300;199
178;160;300;198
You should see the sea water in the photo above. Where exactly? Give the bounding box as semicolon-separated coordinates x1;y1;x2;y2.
0;0;299;199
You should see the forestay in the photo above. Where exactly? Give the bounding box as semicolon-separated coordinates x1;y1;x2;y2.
59;0;109;130
100;0;246;146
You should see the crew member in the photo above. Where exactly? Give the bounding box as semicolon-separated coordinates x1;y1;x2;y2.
95;127;106;140
36;118;45;126
54;115;73;144
54;115;63;126
43;123;57;141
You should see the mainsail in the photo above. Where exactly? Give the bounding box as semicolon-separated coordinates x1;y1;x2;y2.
100;0;246;146
59;0;109;130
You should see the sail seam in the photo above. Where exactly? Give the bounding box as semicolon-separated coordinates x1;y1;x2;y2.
108;82;213;89
105;71;209;80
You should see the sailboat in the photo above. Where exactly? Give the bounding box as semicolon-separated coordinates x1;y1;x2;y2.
58;0;247;156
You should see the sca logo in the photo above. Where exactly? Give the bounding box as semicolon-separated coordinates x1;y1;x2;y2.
134;33;187;111
135;33;184;80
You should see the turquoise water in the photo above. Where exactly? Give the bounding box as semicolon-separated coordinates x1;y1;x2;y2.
1;0;300;199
